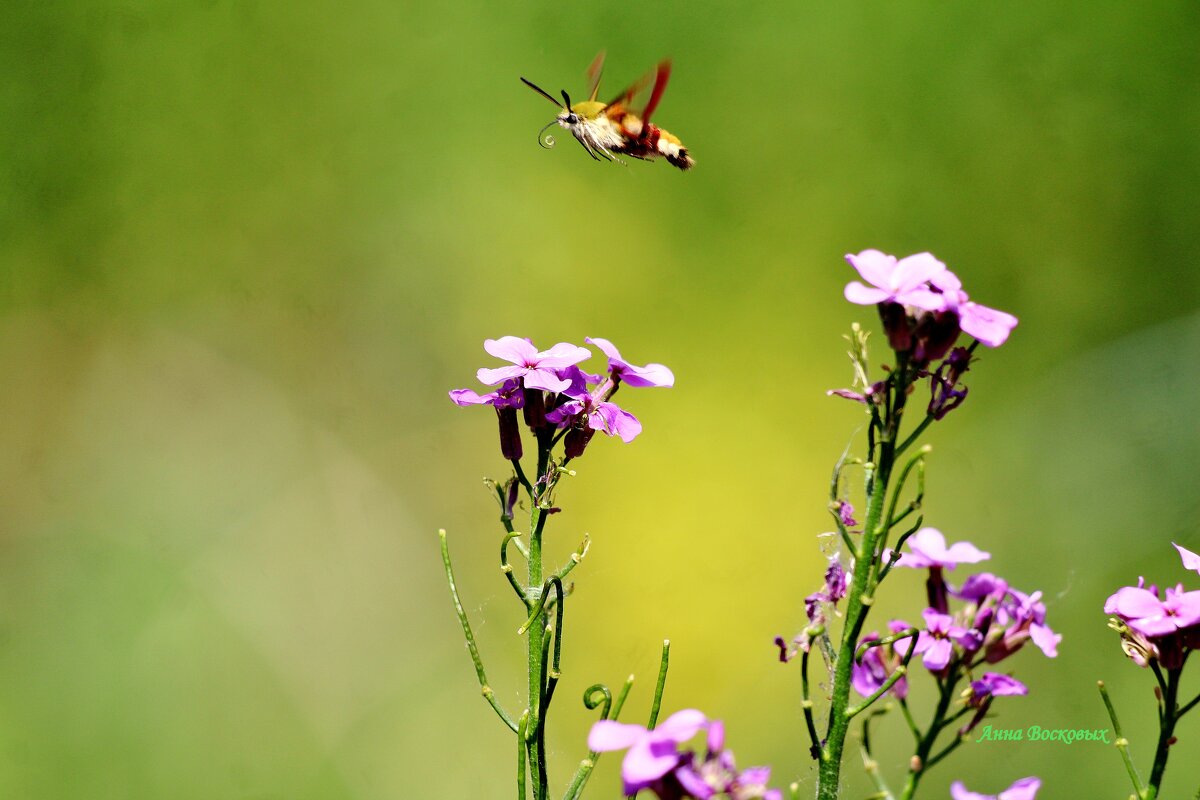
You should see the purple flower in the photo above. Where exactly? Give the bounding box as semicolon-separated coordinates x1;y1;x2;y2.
589;710;707;795
891;528;991;570
914;608;978;671
448;378;525;409
968;673;1028;707
586;337;675;388
843;250;947;310
1175;542;1200;575
950;777;1040;800
852;625;911;700
929;271;1019;348
590;712;781;800
838;501;858;527
987;588;1061;661
1104;584;1200;637
546;391;642;444
476;336;591;392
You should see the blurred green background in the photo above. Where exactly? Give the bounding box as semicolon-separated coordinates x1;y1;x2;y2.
2;1;1199;797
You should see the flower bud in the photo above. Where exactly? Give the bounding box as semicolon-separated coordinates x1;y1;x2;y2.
496;407;523;460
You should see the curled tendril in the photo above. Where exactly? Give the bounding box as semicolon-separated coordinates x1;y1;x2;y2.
538;119;558;149
583;684;613;720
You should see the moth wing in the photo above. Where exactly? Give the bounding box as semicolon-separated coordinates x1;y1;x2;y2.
603;60;671;126
586;51;606;102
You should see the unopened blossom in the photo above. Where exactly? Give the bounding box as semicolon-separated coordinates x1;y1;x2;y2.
475;336;591;392
928;347;972;420
929;271;1019;348
950;777;1040;800
586;337;675;388
843;250;946;311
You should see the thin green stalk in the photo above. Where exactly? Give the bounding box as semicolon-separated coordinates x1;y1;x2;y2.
518;711;530;800
817;465;890;798
438;529;519;733
648;640;671;729
563;677;635;800
899;668;962;800
1147;667;1182;799
502;531;531;606
801;645;822;760
1098;680;1146;799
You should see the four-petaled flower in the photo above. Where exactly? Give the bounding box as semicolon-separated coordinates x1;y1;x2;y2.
843;250;947;310
891;528;991;570
914;608;978;671
589;710;709;795
476;336;591;392
1104;584;1200;638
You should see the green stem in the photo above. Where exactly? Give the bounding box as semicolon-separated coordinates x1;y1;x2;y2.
1147;667;1182;799
817;463;890;798
1098;680;1146;799
438;529;519;733
648;640;671;729
801;644;822;760
899;669;962;800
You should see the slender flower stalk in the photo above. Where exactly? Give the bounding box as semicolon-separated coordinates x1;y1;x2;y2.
443;336;674;799
800;250;1022;799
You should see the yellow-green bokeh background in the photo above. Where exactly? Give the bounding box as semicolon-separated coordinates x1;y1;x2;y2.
3;2;1199;797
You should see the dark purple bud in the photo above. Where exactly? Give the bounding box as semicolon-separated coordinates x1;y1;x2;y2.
878;302;914;353
496;407;523;460
564;426;595;459
774;636;791;663
825;562;848;604
503;477;520;519
912;311;962;365
928;346;973;420
926;566;950;615
522;388;547;429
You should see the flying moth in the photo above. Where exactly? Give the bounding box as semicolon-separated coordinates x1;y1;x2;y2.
521;52;695;171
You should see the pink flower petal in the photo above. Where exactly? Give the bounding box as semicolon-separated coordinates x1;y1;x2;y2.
999;777;1041;800
449;388;492;406
892;252;947;292
522;368;571;393
960;302;1018;347
950;782;991;800
845;250;897;288
477;365;527;385
484;336;537;365
654;709;707;742
587;720;645;752
1174;542;1200;575
535;342;592;369
844;282;891;305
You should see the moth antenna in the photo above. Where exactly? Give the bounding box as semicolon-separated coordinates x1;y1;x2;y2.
537;119;559;149
561;90;572;109
521;77;564;108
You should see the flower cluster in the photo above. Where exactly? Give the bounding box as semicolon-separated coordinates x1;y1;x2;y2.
843;249;1018;359
588;710;782;800
450;336;673;461
1105;542;1200;669
835;250;1018;422
850;529;1056;726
